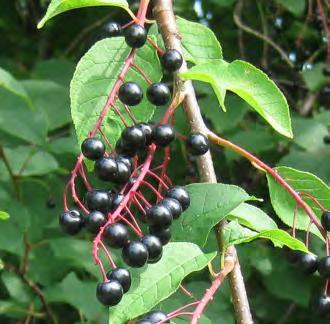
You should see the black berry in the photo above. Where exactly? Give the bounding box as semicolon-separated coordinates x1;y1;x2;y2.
166;186;190;211
161;49;183;72
145;310;169;323
85;211;107;234
146;205;173;228
104;21;122;37
104;223;129;248
159;198;182;219
122;241;149;267
324;135;330;144
116;155;133;171
298;253;318;274
124;24;147;48
116;138;137;157
85;190;113;214
137;123;154;145
81;138;105;161
323;66;330;77
321;210;330;231
283;246;300;263
312;294;330;317
95;157;118;181
96;280;123;306
318;256;330;277
186;132;209;156
121;126;146;148
147;83;171;106
59;210;84;235
119;82;143;106
112;193;124;210
153;124;175;147
141;235;163;263
136;321;153;324
149;226;171;245
106;267;131;293
114;161;131;184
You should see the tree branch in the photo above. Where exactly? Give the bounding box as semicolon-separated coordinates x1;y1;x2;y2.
153;2;253;323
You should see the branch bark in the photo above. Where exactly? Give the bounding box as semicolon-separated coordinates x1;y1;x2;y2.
153;1;253;323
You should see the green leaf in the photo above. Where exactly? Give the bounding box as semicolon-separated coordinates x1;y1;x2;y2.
267;166;330;240
302;62;330;92
38;0;129;29
275;0;306;17
22;80;71;131
70;37;162;146
0;89;48;145
110;243;216;323
180;60;293;138
227;203;277;231
45;272;106;321
171;183;251;246
3;146;58;176
223;221;308;252
0;211;9;220
177;16;223;64
0;67;31;106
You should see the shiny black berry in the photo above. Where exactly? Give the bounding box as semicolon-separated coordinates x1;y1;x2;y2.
318;256;330;277
85;190;113;214
324;135;330;144
104;223;129;248
147;83;171;106
153;124;175;147
137;123;154;145
112;193;124;210
146;205;173;228
81;138;105;161
116;155;133;171
159;198;182;219
161;49;183;72
104;21;122;37
95;157;117;181
312;293;330;317
119;82;143;106
298;253;318;274
145;310;169;323
186;132;209;156
122;241;149;267
96;280;123;306
136;321;153;324
166;186;190;211
106;267;131;293
283;246;300;263
321;210;330;231
124;24;147;48
85;211;107;234
59;210;84;235
121;126;146;148
149;226;171;245
114;161;131;184
141;235;163;263
116;138;137;157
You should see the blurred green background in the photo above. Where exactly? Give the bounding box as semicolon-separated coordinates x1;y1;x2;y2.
0;0;329;323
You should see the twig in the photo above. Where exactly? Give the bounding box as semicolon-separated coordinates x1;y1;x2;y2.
153;2;253;323
234;0;294;68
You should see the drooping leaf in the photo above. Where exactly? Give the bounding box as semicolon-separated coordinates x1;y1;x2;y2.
180;60;293;138
109;243;216;323
267;166;330;240
0;211;9;220
0;89;48;145
22;80;71;131
223;221;308;252
0;67;31;106
3;146;58;176
45;272;106;321
171;183;251;246
176;16;223;64
227;203;277;231
38;0;129;29
70;37;162;146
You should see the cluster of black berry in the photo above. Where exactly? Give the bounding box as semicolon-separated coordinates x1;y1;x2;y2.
285;210;330;316
136;310;169;324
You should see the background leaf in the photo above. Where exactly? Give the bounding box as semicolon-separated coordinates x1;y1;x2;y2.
0;211;9;220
